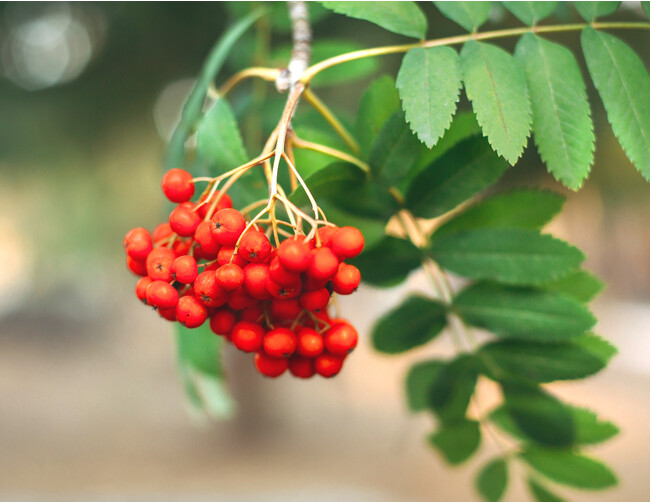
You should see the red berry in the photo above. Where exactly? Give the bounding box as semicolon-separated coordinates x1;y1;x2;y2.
146;280;179;309
158;306;177;321
304;309;331;330
153;223;174;243
193;271;228;308
127;255;148;276
254;351;288;377
210;208;246;246
270;299;302;321
278;238;311;272
332;263;361;295
210;308;236;336
315;353;344;378
243;263;271;300
146;248;176;281
135;276;153;304
241;304;264;323
299;287;330;312
239;230;272;263
289;356;316;379
123;228;153;261
324;322;358;356
303;275;329;292
176;296;208;328
263;327;297;358
194;220;221;257
317;226;338;247
217;246;248;268
197;191;233;218
296;327;324;357
266;277;302;300
169;204;201;237
331;226;364;259
227;287;257;310
216;263;244;291
172;238;192;256
268;256;300;285
162;168;194;203
231;321;265;352
307;247;339;280
171;255;198;284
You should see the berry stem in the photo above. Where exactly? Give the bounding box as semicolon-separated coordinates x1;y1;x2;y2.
210;67;280;99
290;134;370;173
302;88;360;155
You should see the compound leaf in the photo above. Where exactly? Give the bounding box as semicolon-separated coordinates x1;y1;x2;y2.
434;2;492;32
318;1;427;38
476;458;508;502
431;229;584;285
516;33;594;189
520;449;618;489
541;269;604;303
460;40;532;164
429;419;481;465
397;46;462;148
575;1;621;21
405;360;446;412
372;296;447;353
350;236;422;286
582;27;650;180
454;282;596;341
503;2;558;25
406;136;509;218
479;333;616;383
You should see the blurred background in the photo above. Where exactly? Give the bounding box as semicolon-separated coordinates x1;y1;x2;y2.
1;2;649;501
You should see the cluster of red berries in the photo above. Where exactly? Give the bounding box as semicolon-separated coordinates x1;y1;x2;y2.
123;168;364;379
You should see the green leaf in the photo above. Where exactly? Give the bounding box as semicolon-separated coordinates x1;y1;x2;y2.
582;27;650;180
410;111;481;177
318;1;427;38
515;34;594;189
372;296;447;354
429;355;479;423
490;403;618;447
454;282;596;341
434;2;492;32
176;324;235;419
502;384;574;446
643;2;650;19
349;236;422;286
405;136;509;218
290;162;366;207
369;111;424;184
431;229;584;285
476;458;508;502
405;360;446;412
460;40;532;164
164;10;263;169
520;449;618;489
503;2;557;25
270;40;379;87
527;479;567;502
570;406;620;445
479;333;616;383
541;269;604;303
429;419;481;465
575;2;621;21
196;98;248;171
434;189;564;238
356;76;401;158
397;46;462;148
